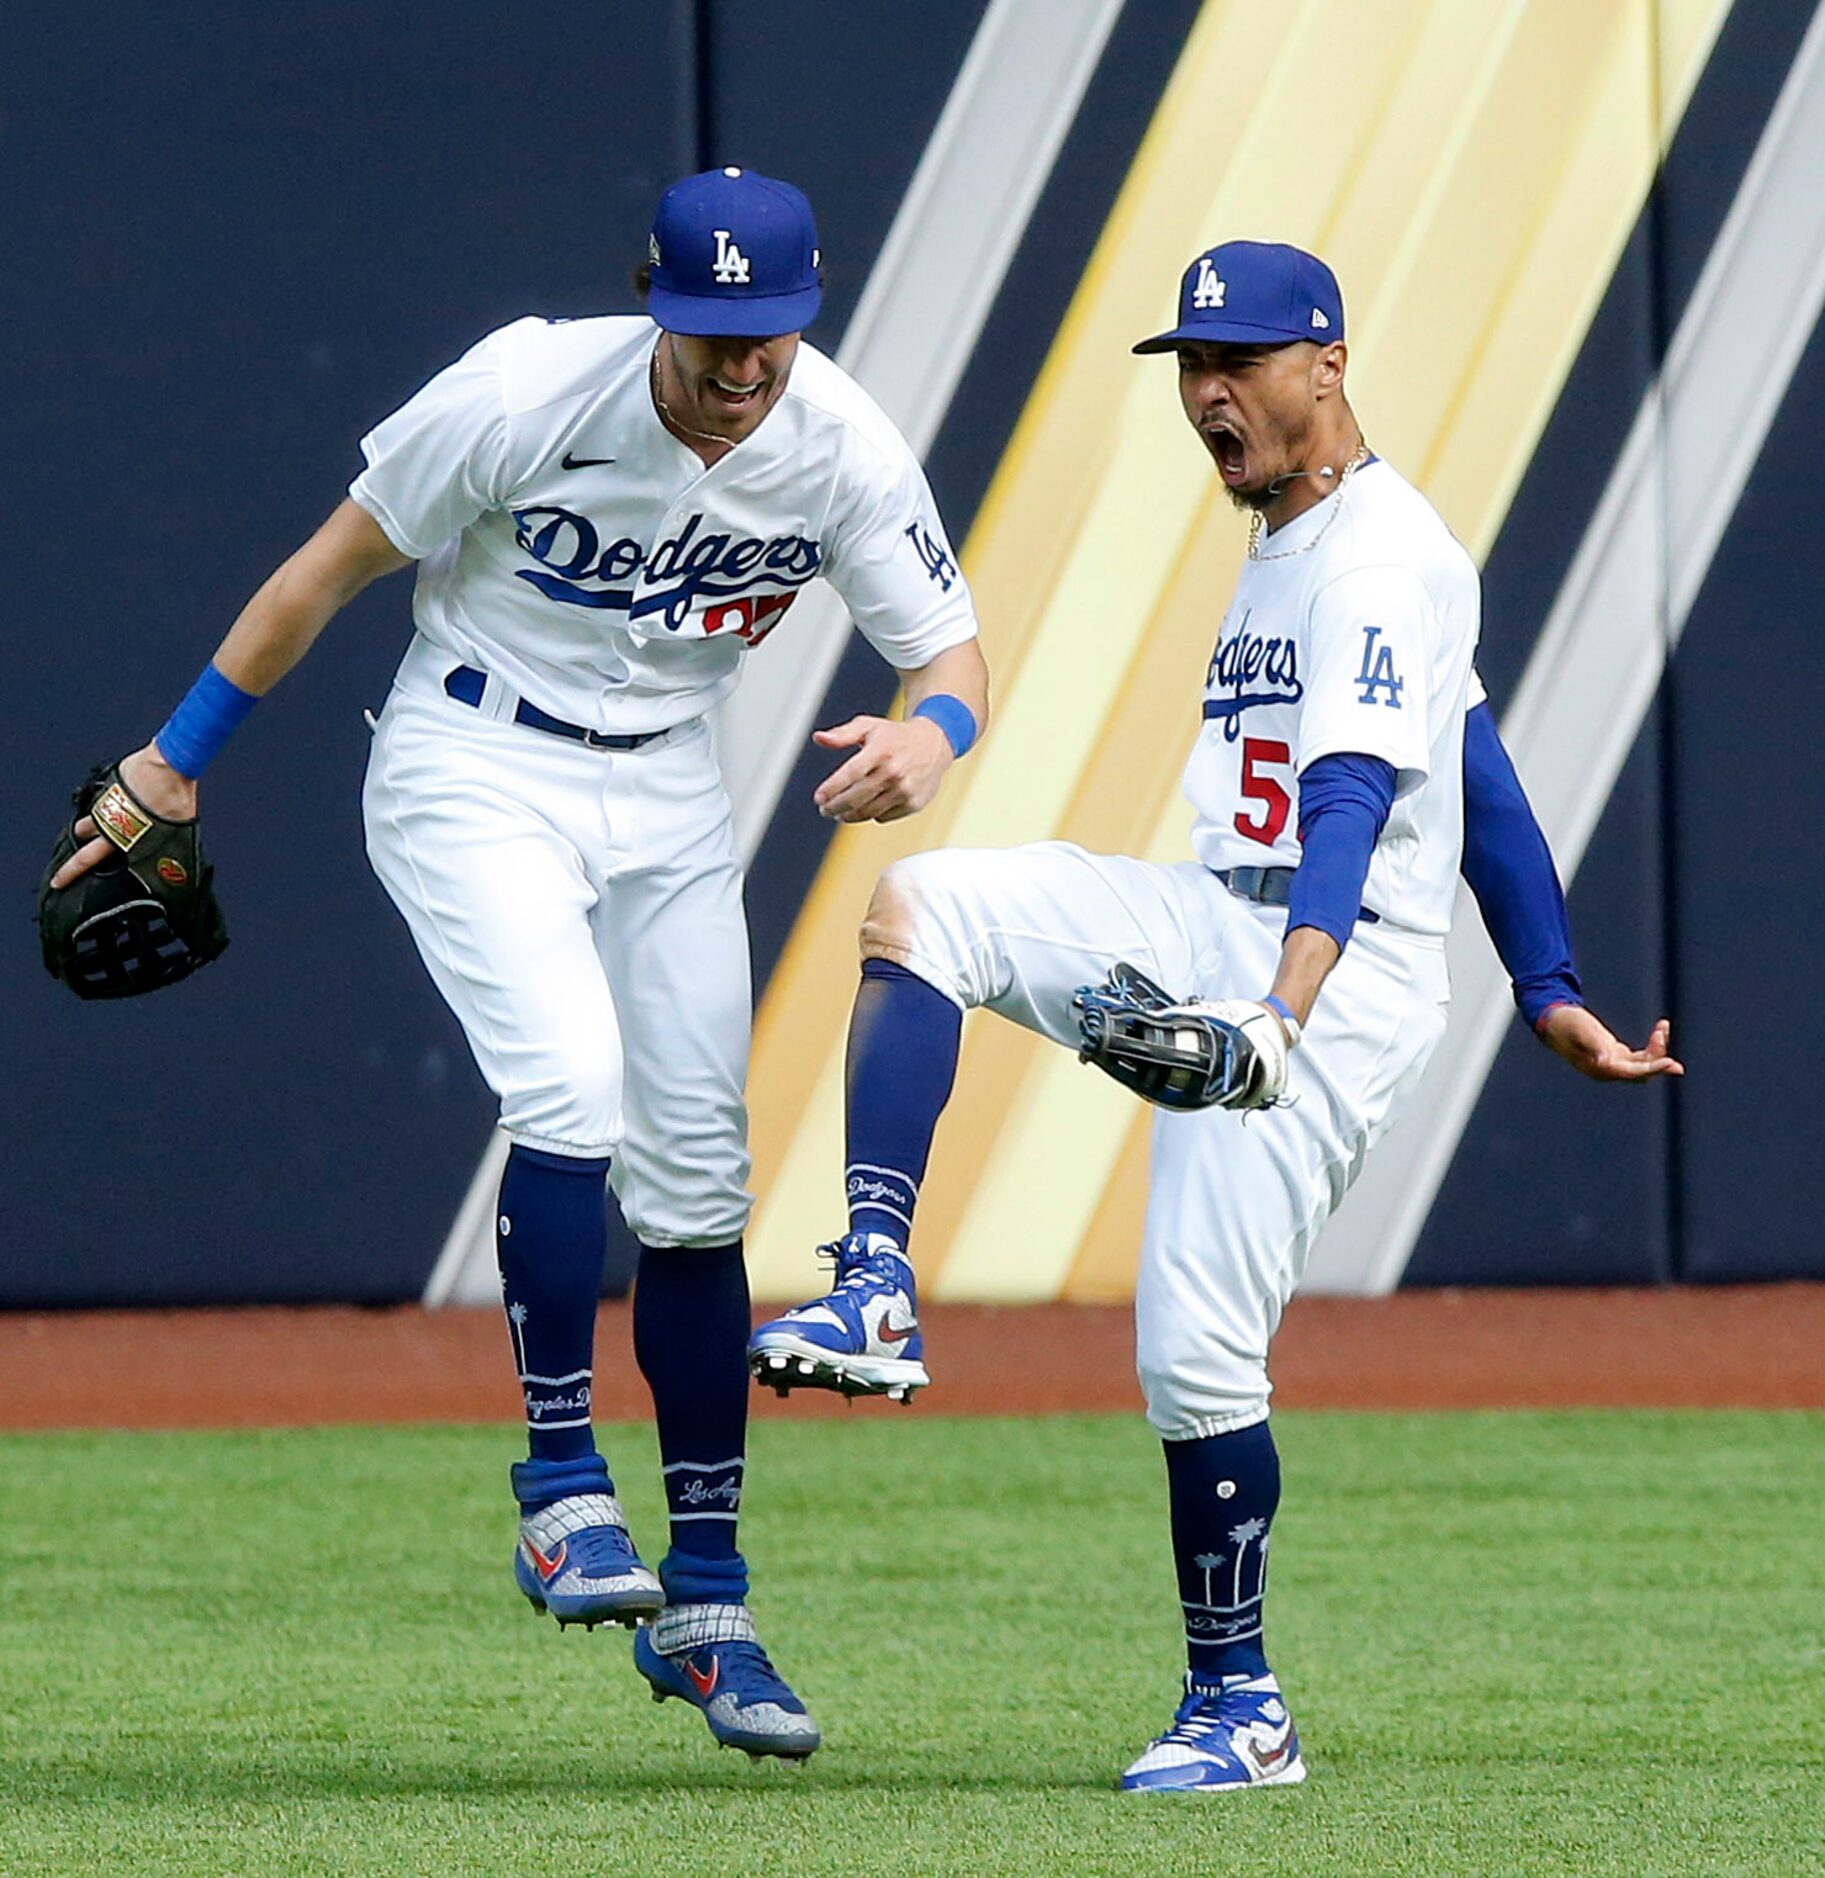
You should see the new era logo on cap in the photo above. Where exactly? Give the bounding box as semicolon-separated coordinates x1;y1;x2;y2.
1133;240;1345;354
646;167;823;338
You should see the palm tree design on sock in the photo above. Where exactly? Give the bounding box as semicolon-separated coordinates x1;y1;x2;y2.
507;1300;530;1378
1193;1552;1226;1606
1228;1517;1267;1606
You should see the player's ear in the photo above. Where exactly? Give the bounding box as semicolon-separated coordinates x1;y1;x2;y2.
1312;340;1347;399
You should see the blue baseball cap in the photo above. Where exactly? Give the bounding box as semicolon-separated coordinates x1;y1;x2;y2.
645;167;823;338
1132;241;1344;353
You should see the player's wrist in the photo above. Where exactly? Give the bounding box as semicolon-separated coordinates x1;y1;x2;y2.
1262;993;1302;1047
904;712;955;764
910;693;978;760
155;661;259;780
122;742;200;819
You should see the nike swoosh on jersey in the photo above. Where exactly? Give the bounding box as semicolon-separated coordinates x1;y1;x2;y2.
560;452;616;470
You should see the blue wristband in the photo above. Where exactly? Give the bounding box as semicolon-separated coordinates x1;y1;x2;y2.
911;693;978;760
155;662;259;779
1263;994;1298;1029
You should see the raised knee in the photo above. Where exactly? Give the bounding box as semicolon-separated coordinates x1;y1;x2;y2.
859;860;924;967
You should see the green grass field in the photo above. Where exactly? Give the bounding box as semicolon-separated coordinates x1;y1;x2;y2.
2;1411;1819;1876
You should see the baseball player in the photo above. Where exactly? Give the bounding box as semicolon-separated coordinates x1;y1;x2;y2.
47;167;989;1760
750;241;1679;1790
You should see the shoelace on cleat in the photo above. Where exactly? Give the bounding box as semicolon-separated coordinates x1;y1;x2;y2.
815;1241;904;1296
560;1521;642;1577
708;1639;801;1709
1158;1691;1232;1748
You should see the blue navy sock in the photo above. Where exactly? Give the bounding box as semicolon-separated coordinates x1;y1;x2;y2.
843;958;962;1250
1164;1421;1281;1684
634;1239;750;1605
496;1144;611;1468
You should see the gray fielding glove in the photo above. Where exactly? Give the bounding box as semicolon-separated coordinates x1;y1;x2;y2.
1073;961;1292;1112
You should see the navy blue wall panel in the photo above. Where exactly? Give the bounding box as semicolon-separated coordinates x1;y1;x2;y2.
1;2;983;1306
1407;726;1674;1285
1402;0;1820;1287
3;6;695;1306
1405;218;1670;1286
1670;310;1825;1281
709;3;987;346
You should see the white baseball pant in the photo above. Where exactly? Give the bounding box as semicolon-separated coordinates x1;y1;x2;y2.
361;638;753;1247
877;841;1450;1437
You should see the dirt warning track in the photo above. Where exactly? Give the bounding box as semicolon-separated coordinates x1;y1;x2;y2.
0;1285;1818;1431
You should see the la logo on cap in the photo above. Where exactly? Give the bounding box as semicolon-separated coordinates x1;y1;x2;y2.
1192;256;1226;310
712;229;751;284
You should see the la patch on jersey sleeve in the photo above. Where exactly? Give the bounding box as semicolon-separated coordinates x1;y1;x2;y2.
1295;564;1433;792
819;440;978;670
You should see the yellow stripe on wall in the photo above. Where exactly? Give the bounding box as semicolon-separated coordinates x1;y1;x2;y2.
746;0;1731;1303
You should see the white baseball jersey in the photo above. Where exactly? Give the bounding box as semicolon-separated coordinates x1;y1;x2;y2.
1182;459;1480;935
350;315;978;734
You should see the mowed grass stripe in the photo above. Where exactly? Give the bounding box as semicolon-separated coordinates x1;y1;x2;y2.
1;1412;1819;1877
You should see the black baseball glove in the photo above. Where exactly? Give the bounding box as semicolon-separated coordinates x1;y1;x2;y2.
1072;961;1291;1112
38;762;228;1000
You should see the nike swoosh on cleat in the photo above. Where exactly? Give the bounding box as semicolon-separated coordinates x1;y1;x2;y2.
685;1656;719;1698
1239;1725;1293;1774
525;1538;568;1583
878;1317;917;1345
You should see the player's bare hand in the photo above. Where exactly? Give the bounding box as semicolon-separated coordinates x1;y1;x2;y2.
1537;1006;1684;1082
812;715;953;824
49;743;198;889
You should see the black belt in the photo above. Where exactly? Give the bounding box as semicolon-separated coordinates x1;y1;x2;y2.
443;664;664;751
1214;865;1380;926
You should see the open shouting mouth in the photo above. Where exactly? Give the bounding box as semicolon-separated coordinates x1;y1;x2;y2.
706;374;766;412
1202;421;1249;488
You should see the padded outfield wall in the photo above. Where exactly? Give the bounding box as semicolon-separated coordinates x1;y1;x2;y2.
5;0;1820;1308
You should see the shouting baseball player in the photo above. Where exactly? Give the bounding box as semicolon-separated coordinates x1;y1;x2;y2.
45;168;989;1760
750;241;1679;1790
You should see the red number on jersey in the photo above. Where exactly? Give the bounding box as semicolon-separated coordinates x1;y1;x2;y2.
703;590;799;646
1234;737;1292;845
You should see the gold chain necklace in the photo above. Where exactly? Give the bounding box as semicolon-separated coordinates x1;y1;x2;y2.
650;341;731;447
1247;443;1371;561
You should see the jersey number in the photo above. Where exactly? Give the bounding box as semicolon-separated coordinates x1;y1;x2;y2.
703;591;798;646
1234;738;1292;846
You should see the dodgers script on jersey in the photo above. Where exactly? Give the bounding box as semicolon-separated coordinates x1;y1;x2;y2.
1182;459;1480;937
350;316;977;734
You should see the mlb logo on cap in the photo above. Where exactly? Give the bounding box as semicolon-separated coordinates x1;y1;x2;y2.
1133;241;1345;353
646;167;823;338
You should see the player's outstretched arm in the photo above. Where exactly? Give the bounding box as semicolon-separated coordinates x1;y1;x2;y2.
812;638;990;824
51;500;410;888
1460;701;1682;1082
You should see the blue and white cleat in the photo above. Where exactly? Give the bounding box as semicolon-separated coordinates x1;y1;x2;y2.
1119;1672;1307;1793
748;1232;930;1401
511;1459;664;1629
634;1603;822;1760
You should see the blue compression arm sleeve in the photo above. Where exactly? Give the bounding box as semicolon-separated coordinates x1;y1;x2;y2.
1287;753;1398;950
1461;702;1583;1028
